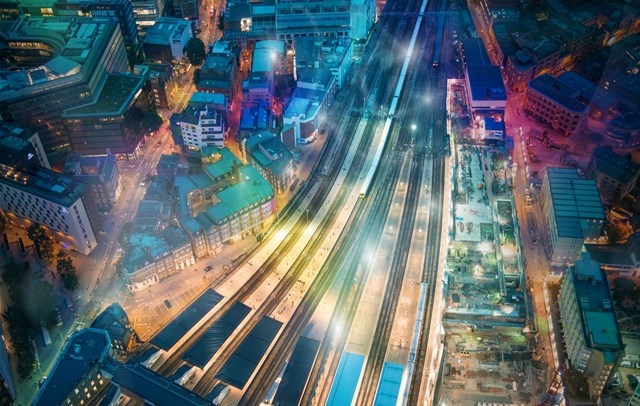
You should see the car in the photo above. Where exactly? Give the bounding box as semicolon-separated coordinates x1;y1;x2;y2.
204;265;213;272
164;300;172;309
140;182;145;186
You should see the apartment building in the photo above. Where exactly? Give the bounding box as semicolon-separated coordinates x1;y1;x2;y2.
541;168;604;264
559;252;623;400
525;74;589;137
242;132;294;194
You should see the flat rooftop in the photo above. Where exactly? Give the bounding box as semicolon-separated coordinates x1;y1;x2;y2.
204;147;243;180
467;65;506;101
33;328;111;406
591;146;640;185
569;254;623;351
528;74;588;113
546;167;604;238
462;37;491;67
143;17;190;45
63;73;146;116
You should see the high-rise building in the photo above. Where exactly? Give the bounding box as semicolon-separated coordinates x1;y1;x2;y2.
0;16;129;152
588;146;640;206
16;0;140;61
540;168;604;264
62;72;156;159
132;0;165;34
559;252;623;400
0;129;101;254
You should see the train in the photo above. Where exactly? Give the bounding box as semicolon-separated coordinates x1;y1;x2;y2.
359;0;430;198
432;0;446;68
396;282;428;405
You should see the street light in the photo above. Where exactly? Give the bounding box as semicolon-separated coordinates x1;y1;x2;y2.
411;124;417;131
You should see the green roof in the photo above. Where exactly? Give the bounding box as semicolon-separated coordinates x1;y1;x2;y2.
204;148;242;180
63;74;145;117
584;311;620;347
207;166;273;224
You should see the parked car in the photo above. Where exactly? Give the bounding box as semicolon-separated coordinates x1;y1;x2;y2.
164;300;172;309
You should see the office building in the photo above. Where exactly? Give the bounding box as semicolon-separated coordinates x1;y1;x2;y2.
242;132;294;194
62;72;155;159
0;16;129;152
559;252;623;400
295;36;353;88
588;146;640;206
541;168;604;264
0;122;50;169
142;17;192;64
132;0;165;34
197;42;240;107
64;154;121;213
274;0;374;42
16;0;140;61
465;65;507;113
33;328;112;406
91;303;138;359
135;63;176;109
524;74;589;137
282;68;336;148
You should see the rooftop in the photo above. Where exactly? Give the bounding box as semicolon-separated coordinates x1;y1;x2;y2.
143;17;191;45
556;71;618;111
461;37;491;67
33;328;111;406
207;166;273;224
0;16;119;100
252;40;284;73
567;253;623;351
104;362;210;405
546;167;604;238
466;65;507;101
204;147;243;180
189;91;227;107
590;146;640;185
0;164;87;207
528;74;588;113
62;73;146;117
586;233;640;267
240;104;270;132
294;36;352;70
64;154;117;184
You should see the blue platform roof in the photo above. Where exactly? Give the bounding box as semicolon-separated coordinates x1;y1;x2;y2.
214;316;282;388
151;289;224;350
467;65;507;102
374;363;404;406
182;302;251;368
326;352;365;406
273;336;320;405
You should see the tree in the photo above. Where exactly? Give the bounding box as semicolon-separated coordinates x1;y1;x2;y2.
56;251;79;291
27;224;54;265
3;306;36;380
193;68;201;85
27;281;58;329
605;222;625;245
185;37;206;66
565;368;589;399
